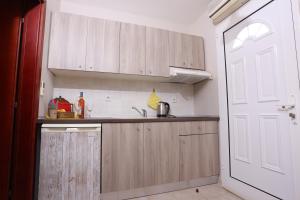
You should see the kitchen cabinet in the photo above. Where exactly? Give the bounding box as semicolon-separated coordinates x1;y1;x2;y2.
102;123;144;193
143;122;180;187
120;23;146;75
179;134;220;181
146;27;170;77
169;32;205;70
179;121;218;136
86;18;120;73
48;13;88;70
38;127;101;200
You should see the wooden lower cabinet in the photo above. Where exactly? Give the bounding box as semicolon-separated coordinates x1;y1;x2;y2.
101;123;144;193
38;128;101;200
179;134;220;181
143;123;180;187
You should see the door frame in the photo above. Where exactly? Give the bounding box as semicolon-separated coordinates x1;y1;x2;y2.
216;0;300;199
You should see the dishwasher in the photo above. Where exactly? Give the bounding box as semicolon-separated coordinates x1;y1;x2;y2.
36;123;102;200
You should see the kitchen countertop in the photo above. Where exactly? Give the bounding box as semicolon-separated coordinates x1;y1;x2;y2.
37;116;219;125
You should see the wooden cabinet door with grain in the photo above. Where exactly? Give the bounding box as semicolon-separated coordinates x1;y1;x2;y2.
38;128;101;200
102;123;144;193
179;134;220;181
120;23;146;75
48;13;88;70
143;122;180;187
146;27;170;77
86;18;120;73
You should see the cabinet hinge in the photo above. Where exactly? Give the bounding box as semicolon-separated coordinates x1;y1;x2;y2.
21;18;25;23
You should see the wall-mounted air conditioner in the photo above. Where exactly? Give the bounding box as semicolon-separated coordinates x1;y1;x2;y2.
209;0;249;24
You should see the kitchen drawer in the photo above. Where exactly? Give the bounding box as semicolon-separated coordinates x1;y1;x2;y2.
179;121;218;135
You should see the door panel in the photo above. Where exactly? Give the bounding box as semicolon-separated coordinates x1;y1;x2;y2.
179;134;219;181
86;18;120;73
143;123;179;187
120;23;146;75
224;1;298;199
102;123;144;193
48;13;88;70
146;27;169;77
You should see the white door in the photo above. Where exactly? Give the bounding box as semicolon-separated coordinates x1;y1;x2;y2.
224;1;299;199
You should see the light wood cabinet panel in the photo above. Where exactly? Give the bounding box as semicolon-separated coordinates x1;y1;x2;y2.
179;134;220;181
143;122;180;187
120;23;146;75
146;27;170;77
38;129;101;200
179;121;218;136
86;18;120;73
169;32;185;68
102;123;144;193
169;32;205;70
48;13;88;70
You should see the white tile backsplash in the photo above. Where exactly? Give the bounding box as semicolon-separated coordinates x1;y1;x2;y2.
53;77;194;118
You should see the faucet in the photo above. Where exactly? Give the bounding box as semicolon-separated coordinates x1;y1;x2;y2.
132;106;147;118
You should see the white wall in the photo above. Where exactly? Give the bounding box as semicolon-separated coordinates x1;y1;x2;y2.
53;77;194;118
38;0;61;117
191;12;219;115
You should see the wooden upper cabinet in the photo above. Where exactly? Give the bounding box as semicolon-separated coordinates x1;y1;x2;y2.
192;36;205;70
86;18;120;73
146;27;170;77
48;13;88;70
120;23;146;75
102;123;144;193
179;134;220;181
169;32;185;68
143;122;180;187
169;32;205;70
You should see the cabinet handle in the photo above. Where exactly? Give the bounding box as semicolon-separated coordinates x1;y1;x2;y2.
79;65;82;69
136;128;140;132
147;128;151;132
140;70;144;74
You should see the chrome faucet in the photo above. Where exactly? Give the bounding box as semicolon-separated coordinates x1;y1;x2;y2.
132;106;147;118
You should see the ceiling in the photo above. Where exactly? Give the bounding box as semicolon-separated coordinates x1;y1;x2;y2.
63;0;212;24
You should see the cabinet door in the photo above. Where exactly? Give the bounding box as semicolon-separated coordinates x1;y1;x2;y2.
120;23;146;75
39;129;101;200
102;123;144;193
191;36;205;70
169;32;185;68
68;131;101;200
48;13;88;70
39;130;68;200
86;18;120;73
146;27;169;77
179;134;220;181
143;122;179;187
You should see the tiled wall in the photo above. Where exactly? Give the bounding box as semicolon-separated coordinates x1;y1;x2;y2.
52;77;194;118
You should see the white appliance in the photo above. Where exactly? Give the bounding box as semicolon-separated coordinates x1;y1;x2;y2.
42;123;101;129
168;66;212;84
209;0;249;24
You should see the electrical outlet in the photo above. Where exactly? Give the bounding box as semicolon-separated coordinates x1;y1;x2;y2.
40;81;45;96
105;95;111;102
172;96;177;103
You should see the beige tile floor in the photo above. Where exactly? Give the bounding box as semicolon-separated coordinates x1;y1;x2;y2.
132;184;243;200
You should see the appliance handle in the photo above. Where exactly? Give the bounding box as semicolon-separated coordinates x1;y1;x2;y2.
165;102;170;115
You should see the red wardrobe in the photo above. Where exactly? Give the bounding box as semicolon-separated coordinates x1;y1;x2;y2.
0;1;45;199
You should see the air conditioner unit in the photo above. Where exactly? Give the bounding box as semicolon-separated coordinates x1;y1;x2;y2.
209;0;249;24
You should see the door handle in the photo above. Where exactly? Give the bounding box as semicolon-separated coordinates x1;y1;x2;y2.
277;105;295;111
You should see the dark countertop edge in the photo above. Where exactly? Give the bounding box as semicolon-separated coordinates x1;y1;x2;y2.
37;116;220;124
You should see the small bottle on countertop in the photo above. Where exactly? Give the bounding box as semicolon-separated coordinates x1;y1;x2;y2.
78;92;85;119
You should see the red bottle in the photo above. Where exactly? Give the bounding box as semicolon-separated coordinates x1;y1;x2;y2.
78;92;85;119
